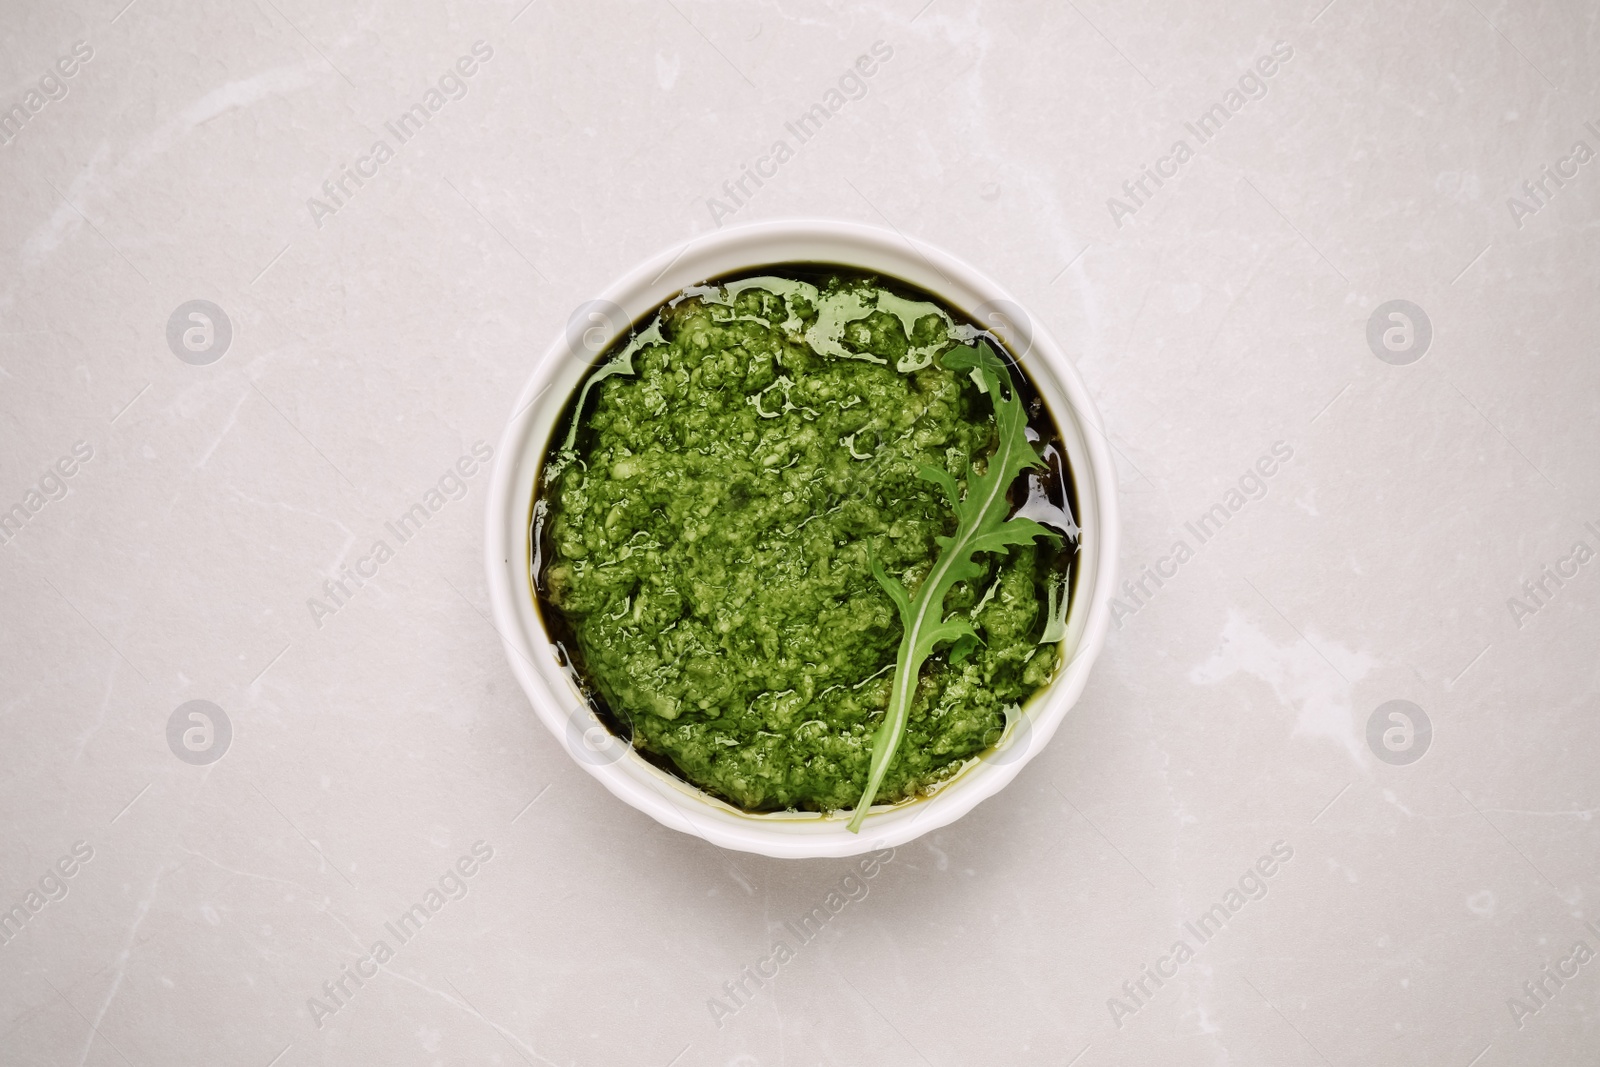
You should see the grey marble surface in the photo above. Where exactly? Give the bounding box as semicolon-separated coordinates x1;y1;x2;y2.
2;0;1598;1064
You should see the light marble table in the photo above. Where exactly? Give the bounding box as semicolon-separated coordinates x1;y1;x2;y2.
2;1;1596;1064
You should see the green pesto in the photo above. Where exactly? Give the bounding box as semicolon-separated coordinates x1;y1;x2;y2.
540;274;1061;813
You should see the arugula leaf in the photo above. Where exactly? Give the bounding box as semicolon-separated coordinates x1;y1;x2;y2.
848;341;1057;832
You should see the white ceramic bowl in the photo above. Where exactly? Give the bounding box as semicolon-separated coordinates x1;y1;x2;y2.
485;219;1118;858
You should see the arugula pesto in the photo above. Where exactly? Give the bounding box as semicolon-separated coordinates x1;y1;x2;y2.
536;270;1076;817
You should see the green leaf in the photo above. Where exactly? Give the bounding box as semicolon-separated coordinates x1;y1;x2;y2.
867;544;912;628
848;341;1055;832
948;631;982;666
916;464;961;509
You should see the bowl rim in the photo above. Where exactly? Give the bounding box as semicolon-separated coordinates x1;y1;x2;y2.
484;218;1119;858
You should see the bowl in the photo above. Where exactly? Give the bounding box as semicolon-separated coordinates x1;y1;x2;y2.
484;219;1118;858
